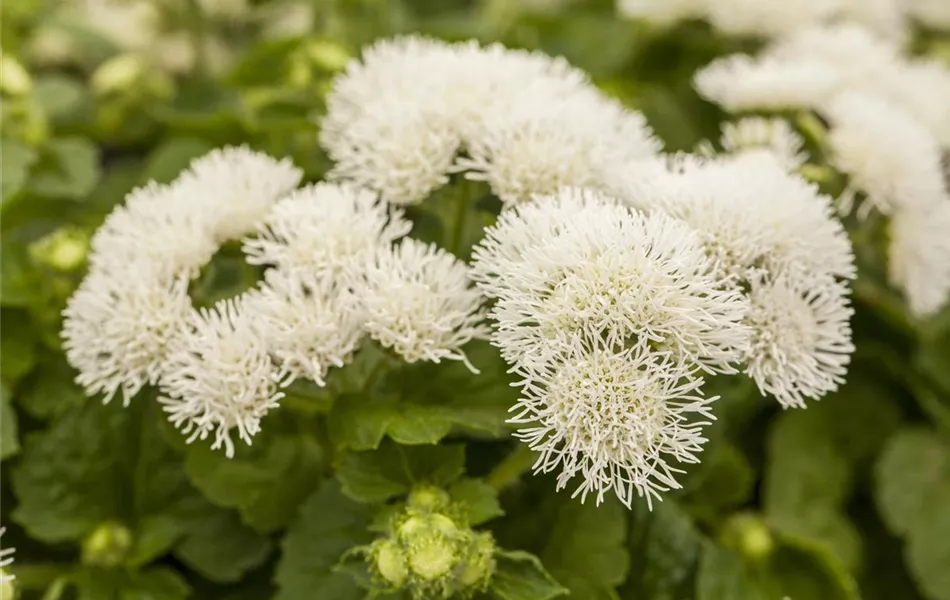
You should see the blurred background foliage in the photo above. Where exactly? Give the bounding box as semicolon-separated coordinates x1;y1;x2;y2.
1;1;949;599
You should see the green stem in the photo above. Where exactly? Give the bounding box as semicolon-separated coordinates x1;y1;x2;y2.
451;179;475;256
486;444;536;491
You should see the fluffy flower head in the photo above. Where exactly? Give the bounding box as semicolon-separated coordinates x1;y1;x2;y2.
888;202;950;317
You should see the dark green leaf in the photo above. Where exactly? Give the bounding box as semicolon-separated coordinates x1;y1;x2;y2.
72;566;190;600
140;137;214;184
490;550;568;600
623;499;703;599
0;138;38;206
32;75;88;121
1;382;20;460
906;490;950;600
875;428;950;537
449;478;504;526
273;481;375;600
29;137;101;200
174;509;274;583
16;353;86;420
337;439;466;503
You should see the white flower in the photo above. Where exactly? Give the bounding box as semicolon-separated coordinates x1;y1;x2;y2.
744;273;854;409
243;182;411;277
638;153;856;284
837;0;907;41
88;181;217;279
472;188;751;375
694;54;841;112
159;298;283;458
510;340;717;509
822;92;947;216
617;0;703;25
702;0;839;37
718;117;807;171
1;527;14;584
881;60;950;147
907;0;950;29
459;91;659;204
245;270;365;386
177;145;302;242
62;270;192;405
888;202;950;317
360;238;488;370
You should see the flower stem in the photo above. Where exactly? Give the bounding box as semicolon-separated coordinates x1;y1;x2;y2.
486;444;536;490
451;179;476;256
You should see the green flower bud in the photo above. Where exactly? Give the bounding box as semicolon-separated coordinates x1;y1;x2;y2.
407;486;450;513
29;226;89;271
407;536;459;581
722;513;774;561
0;571;15;600
0;52;32;96
374;539;409;587
457;533;496;589
304;39;350;72
81;522;132;567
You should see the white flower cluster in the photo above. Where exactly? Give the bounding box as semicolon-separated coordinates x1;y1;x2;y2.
320;36;660;206
63;147;485;457
472;164;854;506
695;23;950;317
619;0;949;38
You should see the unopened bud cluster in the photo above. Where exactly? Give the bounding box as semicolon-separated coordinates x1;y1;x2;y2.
364;487;496;599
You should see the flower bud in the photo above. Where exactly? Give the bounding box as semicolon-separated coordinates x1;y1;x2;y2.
374;539;408;587
722;513;774;561
92;54;149;96
407;486;450;513
29;226;89;272
457;532;496;589
81;522;132;567
406;536;459;581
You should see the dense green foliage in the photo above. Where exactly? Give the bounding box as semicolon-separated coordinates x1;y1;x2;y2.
2;1;949;599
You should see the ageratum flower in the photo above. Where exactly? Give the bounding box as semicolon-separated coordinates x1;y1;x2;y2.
717;117;807;172
511;339;717;509
243;182;412;277
359;238;488;371
1;526;15;585
472;188;750;376
743;273;854;409
888;201;950;317
159;298;283;458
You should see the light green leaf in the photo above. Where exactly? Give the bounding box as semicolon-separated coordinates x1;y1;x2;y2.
541;496;629;599
337;440;466;503
1;382;20;460
875;428;950;537
184;432;323;533
174;509;273;583
449;478;504;525
29;137;101;200
623;499;703;599
0;138;38;206
273;481;375;600
490;550;568;600
72;566;190;600
32;75;88;121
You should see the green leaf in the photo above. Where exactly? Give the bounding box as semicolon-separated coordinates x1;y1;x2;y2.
490;550;568;600
0;309;38;383
623;499;703;599
449;478;504;525
184;431;323;532
273;481;375;600
72;566;190;600
337;439;466;503
32;75;88;121
1;382;20;460
906;492;950;600
1;240;37;306
541;496;629;599
29;137;101;200
140;137;214;184
16;353;86;420
0;138;38;206
696;542;769;600
11;401;198;549
681;442;754;521
875;428;950;537
174;509;274;583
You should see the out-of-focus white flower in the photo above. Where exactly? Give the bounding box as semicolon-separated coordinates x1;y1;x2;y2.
460;92;659;204
837;0;907;40
245;270;365;386
198;0;249;20
907;0;950;29
702;0;839;37
472;188;750;375
718;117;807;171
88;182;217;280
640;154;856;284
881;60;950;147
62;271;193;405
822;92;947;216
360;238;488;370
694;54;841;112
1;527;15;584
243;182;411;277
617;0;703;25
177;145;302;242
888;202;950;317
160;298;283;458
511;340;717;509
744;273;854;409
